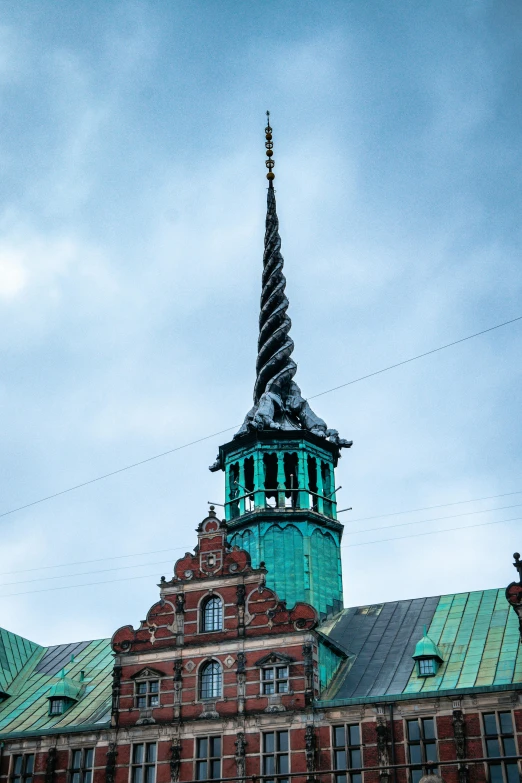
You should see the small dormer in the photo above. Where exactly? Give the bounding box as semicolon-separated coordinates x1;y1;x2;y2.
412;626;444;677
47;667;84;716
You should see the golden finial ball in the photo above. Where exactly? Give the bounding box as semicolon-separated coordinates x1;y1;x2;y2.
266;172;275;180
266;149;273;157
265;133;272;140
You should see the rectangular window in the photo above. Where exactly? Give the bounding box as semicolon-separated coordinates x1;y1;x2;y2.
131;743;156;783
407;718;438;783
262;666;290;694
263;730;289;783
70;748;94;783
195;736;221;780
419;660;436;676
135;680;160;709
11;755;34;783
332;724;362;783
483;712;519;783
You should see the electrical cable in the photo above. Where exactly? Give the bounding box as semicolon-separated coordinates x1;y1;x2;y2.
1;313;521;523
3;514;521;598
345;502;522;536
1;572;164;598
341;513;522;549
0;547;186;577
0;559;177;588
346;489;522;524
2;500;519;585
0;425;239;521
307;314;522;400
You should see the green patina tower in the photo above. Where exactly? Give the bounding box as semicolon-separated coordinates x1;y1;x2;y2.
210;113;352;618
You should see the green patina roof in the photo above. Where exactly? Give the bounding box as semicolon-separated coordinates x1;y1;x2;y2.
0;628;42;697
412;626;444;662
318;588;522;704
0;633;113;738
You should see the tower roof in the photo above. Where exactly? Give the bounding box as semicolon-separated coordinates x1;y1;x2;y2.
221;114;352;464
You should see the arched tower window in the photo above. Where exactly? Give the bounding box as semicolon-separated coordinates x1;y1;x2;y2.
199;660;222;700
201;596;223;632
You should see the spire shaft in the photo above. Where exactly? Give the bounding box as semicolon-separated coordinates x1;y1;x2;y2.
254;185;296;403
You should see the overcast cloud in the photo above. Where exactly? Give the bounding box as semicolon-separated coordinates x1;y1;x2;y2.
1;0;521;645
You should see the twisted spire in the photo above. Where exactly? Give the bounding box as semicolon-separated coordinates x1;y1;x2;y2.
253;114;297;404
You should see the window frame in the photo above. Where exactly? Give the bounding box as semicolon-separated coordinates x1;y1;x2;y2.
332;723;363;783
49;697;67;715
482;710;519;783
134;677;160;710
262;730;290;783
200;595;224;633
195;735;222;781
69;748;95;783
199;659;223;701
406;716;438;783
130;742;157;783
10;754;35;783
417;659;437;677
261;664;290;695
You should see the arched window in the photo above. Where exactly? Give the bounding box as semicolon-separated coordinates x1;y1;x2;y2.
201;596;223;632
199;660;222;700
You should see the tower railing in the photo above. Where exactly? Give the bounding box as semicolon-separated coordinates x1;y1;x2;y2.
225;486;337;520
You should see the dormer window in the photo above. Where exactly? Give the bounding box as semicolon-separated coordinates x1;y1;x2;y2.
201;596;223;632
412;626;444;678
47;667;83;716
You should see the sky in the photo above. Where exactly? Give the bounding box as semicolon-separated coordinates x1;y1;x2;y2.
1;0;522;646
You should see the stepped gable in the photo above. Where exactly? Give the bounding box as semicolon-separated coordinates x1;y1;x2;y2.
111;508;318;655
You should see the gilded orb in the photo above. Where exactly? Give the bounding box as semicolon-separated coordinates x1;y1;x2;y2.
265;133;272;140
266;149;273;157
266;172;275;180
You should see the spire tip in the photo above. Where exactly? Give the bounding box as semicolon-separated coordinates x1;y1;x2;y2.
265;111;275;183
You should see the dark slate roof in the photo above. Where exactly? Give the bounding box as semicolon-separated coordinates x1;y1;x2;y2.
318;588;522;703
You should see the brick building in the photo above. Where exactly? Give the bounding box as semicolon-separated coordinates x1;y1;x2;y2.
2;118;522;783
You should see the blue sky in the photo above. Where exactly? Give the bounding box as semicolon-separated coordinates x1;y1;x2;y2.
1;1;521;645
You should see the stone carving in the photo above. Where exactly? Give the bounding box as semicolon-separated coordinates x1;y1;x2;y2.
110;665;122;727
105;743;118;783
169;739;182;783
235;732;247;781
209;182;352;470
506;553;522;639
44;747;57;783
453;709;468;783
303;643;314;696
376;716;390;783
305;724;316;776
237;652;246;714
173;659;183;720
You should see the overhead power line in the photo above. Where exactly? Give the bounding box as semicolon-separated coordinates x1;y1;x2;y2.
1;501;519;587
2;513;520;598
346;502;522;536
1;313;521;524
0;547;183;577
2;487;522;580
347;489;522;524
341;513;522;549
308;314;522;400
0;558;176;588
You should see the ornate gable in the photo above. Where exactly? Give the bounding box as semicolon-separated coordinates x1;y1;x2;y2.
255;652;295;666
130;667;164;680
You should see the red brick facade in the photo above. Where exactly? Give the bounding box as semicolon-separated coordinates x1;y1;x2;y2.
1;511;521;783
